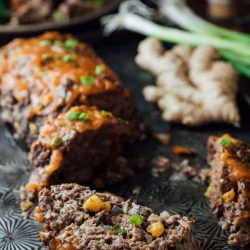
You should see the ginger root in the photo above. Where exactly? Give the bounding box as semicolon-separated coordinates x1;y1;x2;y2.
136;37;240;127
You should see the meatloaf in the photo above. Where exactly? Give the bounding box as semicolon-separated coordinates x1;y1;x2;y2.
35;183;199;250
21;105;129;213
0;32;137;146
207;134;250;247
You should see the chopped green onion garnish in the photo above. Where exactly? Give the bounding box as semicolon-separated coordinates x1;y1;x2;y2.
39;40;52;47
78;112;90;121
54;40;64;47
41;53;52;61
130;214;143;226
66;112;81;121
80;76;95;86
51;136;63;148
112;224;127;237
220;138;233;147
205;183;213;197
53;11;64;21
63;54;76;63
56;54;62;60
95;0;106;7
40;71;48;77
95;64;105;75
66;111;90;121
101;110;109;117
64;39;78;50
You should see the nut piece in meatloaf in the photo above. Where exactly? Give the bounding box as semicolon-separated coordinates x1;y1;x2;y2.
21;105;129;213
207;134;250;247
35;183;199;250
0;32;138;146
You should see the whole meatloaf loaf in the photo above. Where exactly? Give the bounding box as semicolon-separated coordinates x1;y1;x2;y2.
0;32;137;145
207;134;250;247
21;105;129;213
35;183;199;250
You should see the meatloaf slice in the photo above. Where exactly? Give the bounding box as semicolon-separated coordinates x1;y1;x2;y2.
35;183;199;250
0;32;138;146
207;134;250;247
21;105;129;213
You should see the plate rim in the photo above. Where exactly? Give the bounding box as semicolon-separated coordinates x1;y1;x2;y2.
0;0;120;34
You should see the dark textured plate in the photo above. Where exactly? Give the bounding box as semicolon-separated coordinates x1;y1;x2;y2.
0;0;119;35
0;33;249;250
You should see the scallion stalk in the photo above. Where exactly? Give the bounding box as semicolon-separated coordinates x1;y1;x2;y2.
103;10;250;57
160;0;250;44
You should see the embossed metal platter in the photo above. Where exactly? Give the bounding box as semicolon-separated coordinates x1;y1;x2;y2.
0;34;250;250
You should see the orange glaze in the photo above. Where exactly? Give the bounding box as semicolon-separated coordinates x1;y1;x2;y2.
220;135;250;182
38;105;115;148
34;106;121;188
221;151;250;182
39;150;63;187
0;32;120;119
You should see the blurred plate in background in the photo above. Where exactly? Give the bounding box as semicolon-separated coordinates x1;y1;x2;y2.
0;0;120;36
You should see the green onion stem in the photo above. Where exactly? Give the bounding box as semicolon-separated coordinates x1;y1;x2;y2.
220;50;250;66
104;13;250;58
161;0;250;44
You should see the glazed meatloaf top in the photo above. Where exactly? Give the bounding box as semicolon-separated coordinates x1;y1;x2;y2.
34;105;125;149
29;105;129;186
35;184;199;250
0;32;119;118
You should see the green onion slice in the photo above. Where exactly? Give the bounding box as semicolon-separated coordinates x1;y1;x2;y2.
112;224;127;237
54;40;64;47
66;112;81;121
130;214;143;226
41;53;52;61
80;76;95;86
64;39;78;50
66;111;90;121
95;64;105;75
63;54;76;63
95;0;106;7
78;112;90;121
39;40;52;47
220;138;233;146
51;136;63;148
101;110;109;117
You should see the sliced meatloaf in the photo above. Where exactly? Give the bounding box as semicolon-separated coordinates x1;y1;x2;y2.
35;183;199;250
21;105;129;213
207;134;250;247
0;32;138;145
